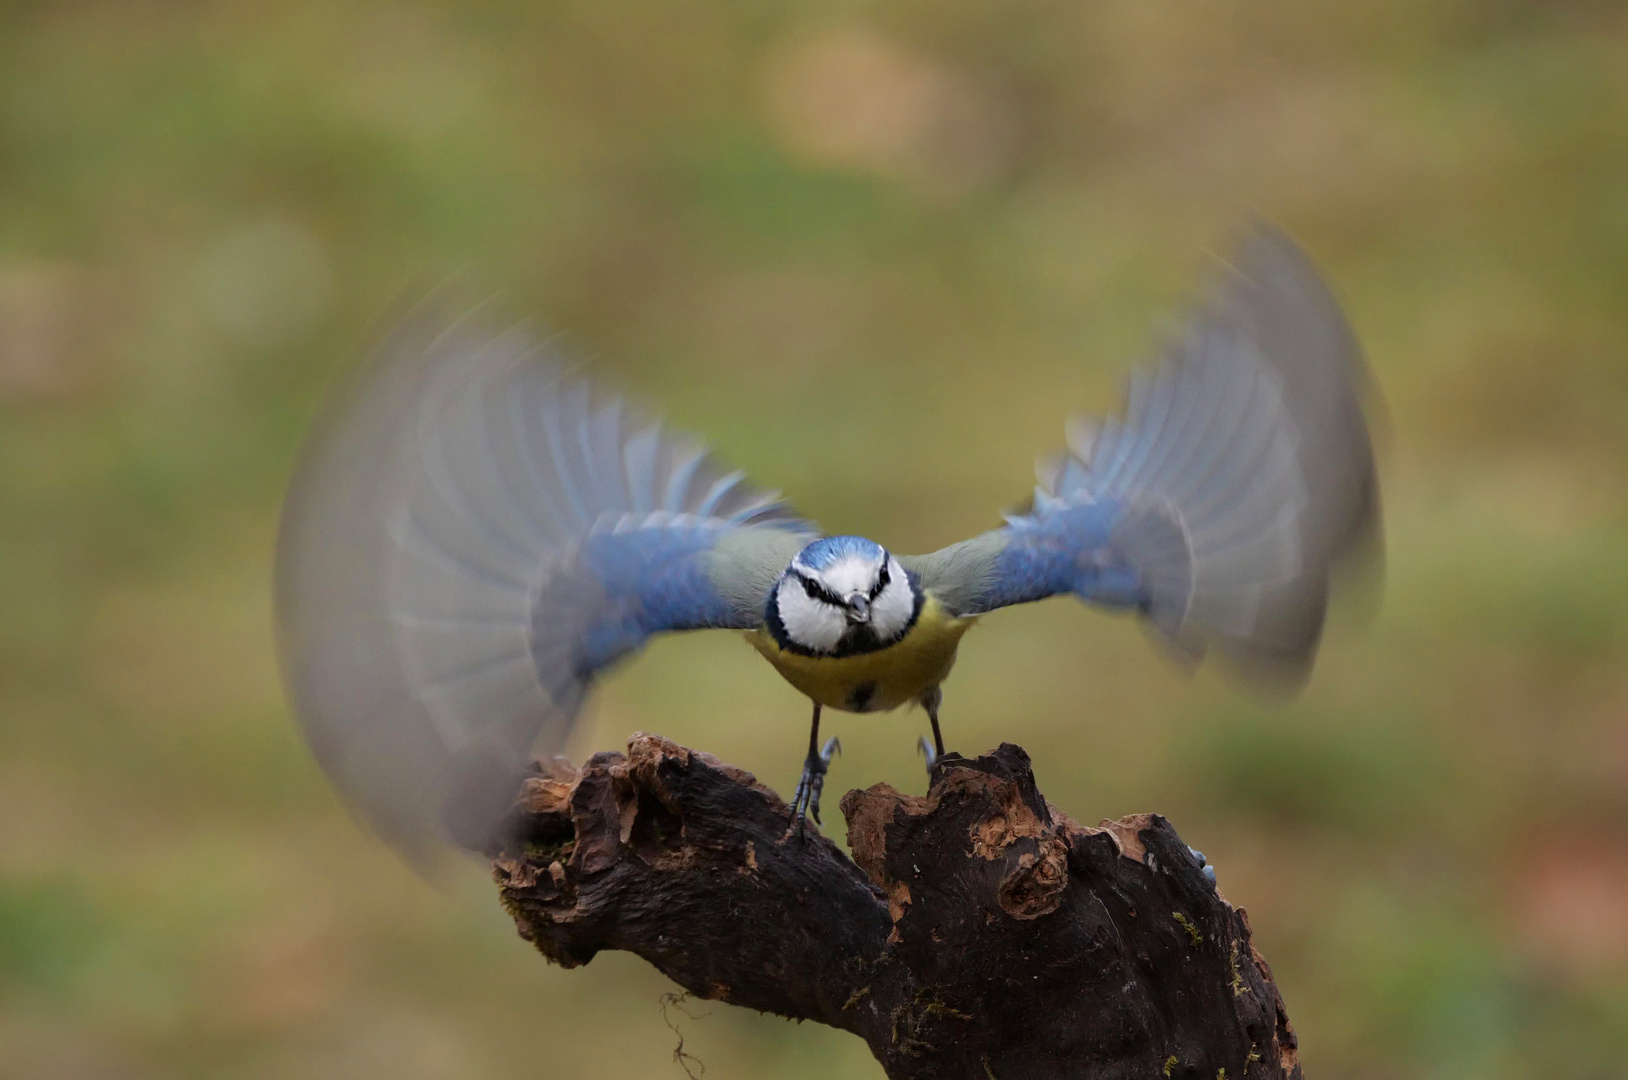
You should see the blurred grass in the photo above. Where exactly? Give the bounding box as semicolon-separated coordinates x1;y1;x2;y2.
4;2;1628;1077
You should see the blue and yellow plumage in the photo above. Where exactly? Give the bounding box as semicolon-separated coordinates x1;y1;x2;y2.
750;591;975;714
275;224;1381;859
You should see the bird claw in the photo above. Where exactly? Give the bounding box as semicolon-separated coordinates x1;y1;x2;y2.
917;734;938;773
790;737;841;837
821;735;841;764
1189;846;1217;888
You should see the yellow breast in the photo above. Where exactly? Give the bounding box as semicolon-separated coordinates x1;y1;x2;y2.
748;593;976;713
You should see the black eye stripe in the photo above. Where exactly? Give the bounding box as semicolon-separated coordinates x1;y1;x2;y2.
790;562;899;607
794;572;843;606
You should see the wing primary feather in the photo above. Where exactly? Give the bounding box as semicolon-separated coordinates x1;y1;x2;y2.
695;470;746;518
276;293;815;865
662;446;708;512
504;372;577;542
913;224;1380;692
538;380;593;527
387;509;532;594
622;422;664;509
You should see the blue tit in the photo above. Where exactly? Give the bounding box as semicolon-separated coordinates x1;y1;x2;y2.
275;224;1380;860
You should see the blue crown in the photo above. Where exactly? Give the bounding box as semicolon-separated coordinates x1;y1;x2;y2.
794;535;884;570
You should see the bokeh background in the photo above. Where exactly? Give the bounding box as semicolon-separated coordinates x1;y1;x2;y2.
3;2;1627;1077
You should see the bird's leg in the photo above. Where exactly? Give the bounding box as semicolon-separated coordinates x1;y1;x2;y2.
1189;846;1218;887
917;686;946;778
789;702;840;837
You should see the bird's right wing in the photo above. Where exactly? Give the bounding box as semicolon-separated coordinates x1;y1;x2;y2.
906;225;1380;688
276;302;814;861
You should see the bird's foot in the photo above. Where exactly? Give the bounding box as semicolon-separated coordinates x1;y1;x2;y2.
790;736;841;838
917;734;938;773
1189;846;1218;887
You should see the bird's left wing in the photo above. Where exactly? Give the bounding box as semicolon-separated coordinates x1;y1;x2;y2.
276;300;814;860
903;225;1380;688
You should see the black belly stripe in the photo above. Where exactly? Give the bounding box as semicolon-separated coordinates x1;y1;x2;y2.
848;682;877;712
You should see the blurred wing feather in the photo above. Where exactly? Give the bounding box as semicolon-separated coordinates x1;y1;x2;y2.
276;300;812;860
908;224;1380;687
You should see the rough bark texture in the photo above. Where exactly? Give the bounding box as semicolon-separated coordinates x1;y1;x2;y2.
494;733;1302;1080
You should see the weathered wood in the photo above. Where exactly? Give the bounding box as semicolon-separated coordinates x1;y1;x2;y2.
494;733;1301;1080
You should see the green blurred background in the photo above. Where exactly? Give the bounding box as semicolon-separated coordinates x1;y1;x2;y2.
3;2;1627;1077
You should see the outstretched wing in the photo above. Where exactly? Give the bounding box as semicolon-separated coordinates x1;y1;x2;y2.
905;224;1380;687
276;300;814;859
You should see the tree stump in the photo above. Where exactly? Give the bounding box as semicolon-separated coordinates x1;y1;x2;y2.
493;733;1301;1080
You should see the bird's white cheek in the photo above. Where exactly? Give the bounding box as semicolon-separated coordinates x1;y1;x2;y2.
776;582;846;653
869;566;916;642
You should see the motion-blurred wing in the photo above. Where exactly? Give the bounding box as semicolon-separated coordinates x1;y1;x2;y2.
907;224;1380;686
275;301;814;859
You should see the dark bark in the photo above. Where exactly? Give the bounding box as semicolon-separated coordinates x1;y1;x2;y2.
494;733;1302;1080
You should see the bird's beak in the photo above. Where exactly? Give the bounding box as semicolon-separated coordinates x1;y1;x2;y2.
845;593;871;625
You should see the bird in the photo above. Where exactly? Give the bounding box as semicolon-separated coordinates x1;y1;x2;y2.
275;223;1380;862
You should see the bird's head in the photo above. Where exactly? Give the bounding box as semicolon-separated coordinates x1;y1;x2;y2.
770;536;918;655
